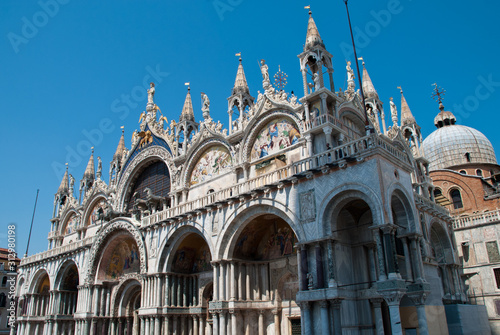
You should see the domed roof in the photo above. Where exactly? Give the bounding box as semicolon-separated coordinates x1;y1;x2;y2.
422;112;497;170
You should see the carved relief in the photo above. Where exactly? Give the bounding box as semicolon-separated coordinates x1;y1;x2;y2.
300;190;316;222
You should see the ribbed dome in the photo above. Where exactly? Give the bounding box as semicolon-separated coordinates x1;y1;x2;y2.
422;124;497;171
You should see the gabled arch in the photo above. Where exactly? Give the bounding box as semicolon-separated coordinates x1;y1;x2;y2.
182;138;234;188
85;218;147;284
81;193;108;227
241;109;303;163
387;183;418;233
430;221;454;264
116;145;175;210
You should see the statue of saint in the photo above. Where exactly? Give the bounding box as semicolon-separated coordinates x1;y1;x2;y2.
260;59;269;83
201;92;210;112
346;61;354;82
97;157;102;179
147;82;155;104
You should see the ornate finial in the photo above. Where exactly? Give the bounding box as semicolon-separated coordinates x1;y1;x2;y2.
432;83;446;111
358;56;364;65
91;147;94;154
121;125;124;134
304;5;311;15
185;82;190;91
235;52;242;62
274;65;288;91
397;86;403;93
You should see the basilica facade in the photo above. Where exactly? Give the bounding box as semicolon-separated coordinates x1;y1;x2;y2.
13;12;490;335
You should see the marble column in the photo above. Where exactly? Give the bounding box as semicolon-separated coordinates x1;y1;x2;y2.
326;240;337;287
230;263;236;301
371;299;384;335
300;246;309;290
237;263;243;301
331;299;342;335
193;315;199;335
220;311;227;335
230;310;237;335
245;264;251;300
273;309;281;335
373;229;387;281
416;304;429;335
300;303;312;335
320;301;331;335
258;310;264;335
155;316;161;334
409;236;424;282
213;263;219;301
212;313;218;335
315;243;325;288
163;316;170;335
255;264;261;300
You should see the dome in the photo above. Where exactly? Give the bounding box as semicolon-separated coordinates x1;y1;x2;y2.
422;123;497;171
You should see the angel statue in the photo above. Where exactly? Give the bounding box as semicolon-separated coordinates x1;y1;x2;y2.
97;157;102;179
147;82;155;104
69;174;75;195
390;97;398;126
201;92;211;120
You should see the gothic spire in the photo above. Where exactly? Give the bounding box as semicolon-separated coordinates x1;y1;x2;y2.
57;165;69;195
304;10;325;51
180;86;195;122
361;61;379;100
83;148;95;181
232;57;250;94
399;87;416;126
113;128;125;161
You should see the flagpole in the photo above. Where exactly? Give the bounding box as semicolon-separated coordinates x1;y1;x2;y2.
25;189;39;257
343;0;371;134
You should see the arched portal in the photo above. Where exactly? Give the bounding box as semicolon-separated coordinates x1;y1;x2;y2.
221;214;299;335
114;279;141;335
53;261;79;333
161;232;212;334
96;233;141;282
22;270;50;333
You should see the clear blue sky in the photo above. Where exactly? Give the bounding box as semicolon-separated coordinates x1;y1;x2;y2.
1;0;499;256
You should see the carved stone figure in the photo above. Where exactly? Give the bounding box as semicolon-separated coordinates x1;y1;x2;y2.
312;73;320;90
69;174;75;195
147;82;155;104
390;97;398;126
97;157;102;179
307;272;314;290
346;61;354;82
260;59;270;83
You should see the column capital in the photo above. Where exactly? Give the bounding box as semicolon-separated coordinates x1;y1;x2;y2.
299;302;310;310
258;309;266;315
329;298;343;308
319;300;329;308
369;297;384;306
379;224;398;235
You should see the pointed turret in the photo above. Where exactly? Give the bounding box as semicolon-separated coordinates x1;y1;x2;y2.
361;61;379;100
232;57;250;95
110;127;127;185
400;88;416;127
80;149;95;201
57;166;69;195
180;87;195;122
228;56;254;134
304;10;324;51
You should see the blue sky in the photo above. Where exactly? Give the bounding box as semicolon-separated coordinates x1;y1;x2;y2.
1;0;499;256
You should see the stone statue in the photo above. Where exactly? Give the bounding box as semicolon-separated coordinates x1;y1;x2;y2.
346;61;354;82
147;82;155;104
97;157;102;179
69;174;75;195
390;97;398;126
260;59;269;83
307;272;314;290
201;92;210;120
312;72;320;90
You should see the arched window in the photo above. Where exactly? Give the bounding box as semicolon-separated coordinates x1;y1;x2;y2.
450;189;464;209
460;170;467;175
476;169;483;177
434;188;442;200
0;293;5;307
1;277;6;287
465;152;471;162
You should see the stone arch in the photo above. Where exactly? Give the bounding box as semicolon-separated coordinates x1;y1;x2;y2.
339;107;365;139
54;259;80;290
182;139;233;188
388;183;417;233
111;276;142;317
28;268;51;294
85;219;147;284
216;202;304;260
318;183;384;237
430;222;454;264
16;276;26;296
241;109;303;163
60;208;80;235
116;145;175;210
81;193;108;227
157;223;214;274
